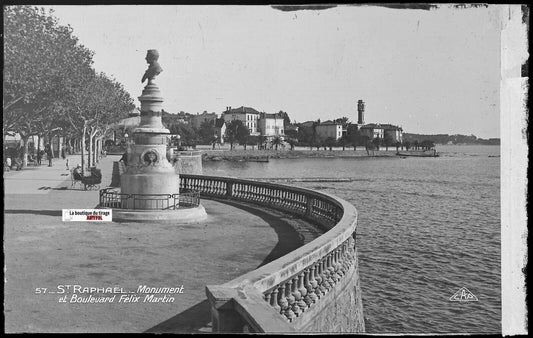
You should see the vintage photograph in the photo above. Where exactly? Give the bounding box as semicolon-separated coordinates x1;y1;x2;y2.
3;4;527;334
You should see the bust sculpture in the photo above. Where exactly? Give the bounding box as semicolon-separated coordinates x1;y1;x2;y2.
141;49;163;84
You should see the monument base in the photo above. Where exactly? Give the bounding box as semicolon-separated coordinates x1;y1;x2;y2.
105;205;207;223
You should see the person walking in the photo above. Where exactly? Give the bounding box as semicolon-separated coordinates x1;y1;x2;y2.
46;145;53;167
36;150;42;166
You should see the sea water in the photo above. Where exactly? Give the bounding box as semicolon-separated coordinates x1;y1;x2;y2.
203;145;501;334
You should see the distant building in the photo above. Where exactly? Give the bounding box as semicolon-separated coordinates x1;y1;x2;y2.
222;106;260;135
190;111;217;129
315;120;344;141
258;112;285;139
359;123;403;143
284;124;299;138
359;123;384;139
381;124;403;143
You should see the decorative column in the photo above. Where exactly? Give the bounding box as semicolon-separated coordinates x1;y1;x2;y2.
120;49;179;209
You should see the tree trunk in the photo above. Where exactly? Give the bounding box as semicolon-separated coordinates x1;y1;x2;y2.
21;134;30;168
96;138;101;163
81;123;87;176
89;131;95;168
48;134;55;158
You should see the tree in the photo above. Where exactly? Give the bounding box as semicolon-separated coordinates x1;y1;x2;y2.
167;123;197;148
365;139;376;156
383;135;393;151
372;137;381;151
420;139;436;150
260;135;270;150
297;125;315;149
324;137;336;151
226;120;249;150
4;5;96;167
346;124;359;150
271;136;285;150
337;135;350;151
285;138;297;151
403;141;411;151
198;120;215;144
334;117;349;126
245;135;260;150
62;72;133;173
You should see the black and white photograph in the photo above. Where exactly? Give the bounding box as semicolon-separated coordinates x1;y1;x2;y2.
3;4;528;334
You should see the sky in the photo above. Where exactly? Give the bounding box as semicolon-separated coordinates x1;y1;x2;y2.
46;5;503;139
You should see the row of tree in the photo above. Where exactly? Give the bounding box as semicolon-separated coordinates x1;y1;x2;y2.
4;6;134;173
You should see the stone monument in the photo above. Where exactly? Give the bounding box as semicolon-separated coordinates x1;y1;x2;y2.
109;50;206;222
120;49;178;210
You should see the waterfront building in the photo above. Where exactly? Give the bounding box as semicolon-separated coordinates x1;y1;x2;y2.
359;123;403;143
258;112;285;139
284;124;299;139
222;106;260;135
315;120;344;141
381;124;404;143
359;123;385;139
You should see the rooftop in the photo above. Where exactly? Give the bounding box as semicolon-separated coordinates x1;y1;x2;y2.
225;106;261;115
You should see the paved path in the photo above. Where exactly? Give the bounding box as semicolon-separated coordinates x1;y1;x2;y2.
4;155;322;333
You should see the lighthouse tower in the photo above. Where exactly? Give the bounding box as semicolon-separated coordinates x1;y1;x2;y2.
357;99;365;127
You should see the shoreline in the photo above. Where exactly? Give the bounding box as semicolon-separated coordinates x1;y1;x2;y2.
201;149;400;161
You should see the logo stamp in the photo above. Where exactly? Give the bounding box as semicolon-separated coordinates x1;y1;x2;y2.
449;287;478;302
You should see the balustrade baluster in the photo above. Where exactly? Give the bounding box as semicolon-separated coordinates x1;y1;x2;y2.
283;281;296;322
263;187;267;203
278;284;288;316
304;267;316;305
326;253;336;287
339;241;346;274
318;258;329;294
290;276;302;317
333;247;342;280
265;291;271;305
314;262;324;298
322;255;331;291
271;287;281;313
296;273;307;312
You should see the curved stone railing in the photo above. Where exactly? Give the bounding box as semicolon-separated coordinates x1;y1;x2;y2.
180;174;364;333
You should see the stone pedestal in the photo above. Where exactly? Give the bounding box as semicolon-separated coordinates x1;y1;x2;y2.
120;81;180;210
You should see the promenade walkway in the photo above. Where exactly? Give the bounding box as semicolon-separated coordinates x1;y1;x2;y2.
4;155;322;333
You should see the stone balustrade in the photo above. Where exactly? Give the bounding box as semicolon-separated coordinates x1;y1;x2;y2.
179;174;364;333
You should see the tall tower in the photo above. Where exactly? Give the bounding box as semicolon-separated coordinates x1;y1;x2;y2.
357;100;365;125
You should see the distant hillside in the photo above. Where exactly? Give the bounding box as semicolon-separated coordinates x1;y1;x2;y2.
403;133;500;145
